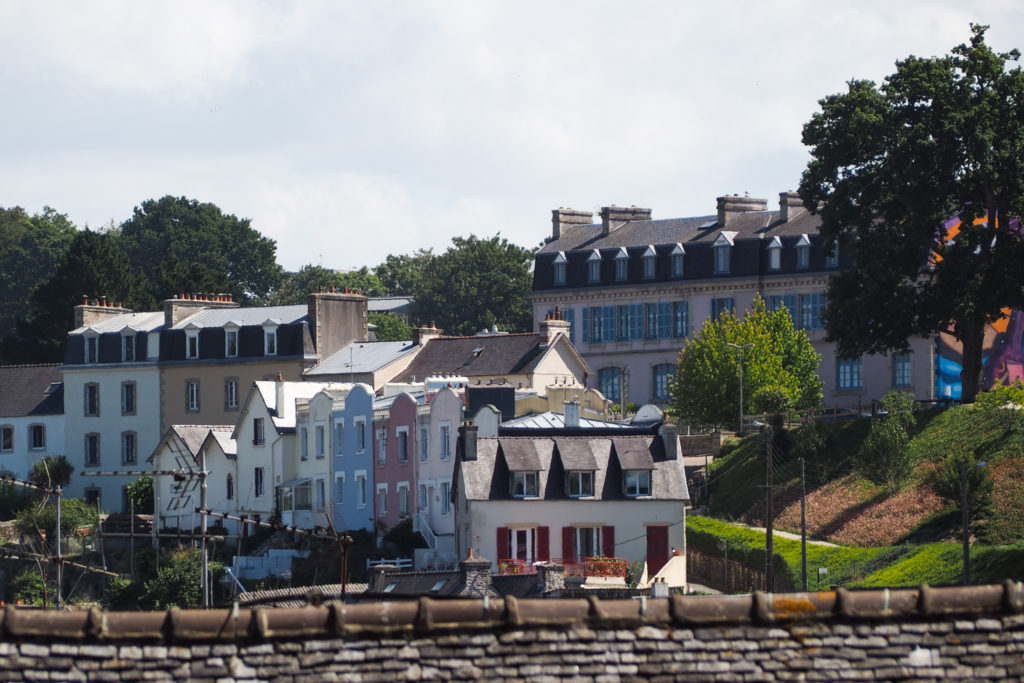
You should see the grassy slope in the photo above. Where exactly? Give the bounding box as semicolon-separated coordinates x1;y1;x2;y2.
700;404;1024;586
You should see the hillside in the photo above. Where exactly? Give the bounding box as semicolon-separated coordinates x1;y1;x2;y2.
707;402;1024;548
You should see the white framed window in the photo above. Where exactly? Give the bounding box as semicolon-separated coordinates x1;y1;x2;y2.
553;252;567;286
253;417;265;445
84;383;100;416
334;420;344;455
768;237;782;270
376;483;388;515
224;327;239;357
264;326;278;356
355;470;367;508
671;243;685;278
398;482;410;517
837;357;863;390
29;424;45;450
893;352;912;388
85;334;99;364
376;428;387;467
419;482;428;511
225;378;239;411
185;330;200;359
573;526;603;561
439;422;451;461
567;471;594;497
355;417;367;454
335;473;345;505
624;470;651;497
85;433;100;467
121;431;137;465
587;250;601;283
315;478;326;510
254;467;265;497
614;248;628;281
186;379;200;412
796;234;811;269
121;381;136;415
397;426;409;464
440;479;451;515
642;246;656;280
300;426;309;460
511;471;539;498
419;426;428;462
713;232;734;274
0;425;12;452
315;425;325;459
121;333;135;362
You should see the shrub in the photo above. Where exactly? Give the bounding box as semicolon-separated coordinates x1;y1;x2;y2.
126;475;154;514
857;412;914;494
9;568;46;606
15;498;98;538
931;451;992;514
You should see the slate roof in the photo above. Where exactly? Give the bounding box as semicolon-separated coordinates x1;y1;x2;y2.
393;334;551;383
501;411;638;430
305;341;418;377
459;434;688;502
0;364;63;417
70;311;165;335
171;305;307;330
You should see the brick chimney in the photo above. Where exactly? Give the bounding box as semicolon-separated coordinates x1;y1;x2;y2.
778;191;805;223
600;206;652;237
163;293;237;328
307;290;368;358
458;548;493;597
551;208;594;241
412;322;443;347
74;295;133;329
716;195;768;227
538;307;571;345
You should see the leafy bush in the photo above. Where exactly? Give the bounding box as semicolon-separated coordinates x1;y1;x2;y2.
9;568;46;606
0;475;40;520
141;549;220;610
126;475;154;514
931;451;992;514
857;415;914;494
974;381;1024;432
103;575;144;610
15;498;98;538
753;387;791;415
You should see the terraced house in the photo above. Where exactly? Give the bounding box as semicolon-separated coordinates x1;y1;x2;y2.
529;194;937;408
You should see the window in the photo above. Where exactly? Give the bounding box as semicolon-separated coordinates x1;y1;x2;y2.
567;471;594;497
644;303;658;340
624;470;651;497
120;381;136;415
672;301;689;338
573;527;602;560
264;326;277;356
799;292;826;331
629;303;643;340
84;488;101;508
225;327;239;357
377;428;387;467
503;527;537;562
334;421;344;455
419;482;428;511
300;427;309;460
186;380;200;412
552;252;567;286
511;471;539;498
254;467;265;497
377;483;388;515
825;243;839;268
837;357;863;390
714;244;731;273
657;302;671;339
85;434;100;467
642;246;656;279
85;335;99;364
29;424;45;450
226;474;234;500
121;431;136;465
603;305;615;343
671;244;685;278
796;234;811;269
186;330;200;359
587;251;601;283
893;353;912;388
122;334;135;362
598;367;622;403
419;427;428;462
652;364;674;401
356;471;367;508
253;418;265;445
0;426;12;451
768;238;782;270
316;478;326;510
224;378;239;411
440;479;451;515
335;474;344;505
315;425;325;459
84;383;100;416
616;305;631;341
768;294;797;324
398;483;409;516
355;417;367;453
439;423;451;461
711;297;734;320
397;427;409;464
615;249;628;281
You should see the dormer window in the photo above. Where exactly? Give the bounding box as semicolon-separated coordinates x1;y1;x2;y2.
567;471;594;497
225;326;239;357
642;246;656;280
796;234;811;269
614;248;629;281
624;470;651;497
552;252;567;286
264;324;278;356
768;236;783;270
85;334;99;364
671;244;685;278
511;471;539;498
713;232;735;274
587;250;601;283
121;332;135;362
825;242;839;268
186;330;200;359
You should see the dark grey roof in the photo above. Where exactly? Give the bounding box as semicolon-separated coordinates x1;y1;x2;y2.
612;437;655;470
70;311;164;335
501;439;544;471
393;334;548;382
306;341;418;377
554;437;599;471
0;364;63;417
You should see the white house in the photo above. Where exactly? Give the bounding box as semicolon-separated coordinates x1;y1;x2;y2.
0;364;64;482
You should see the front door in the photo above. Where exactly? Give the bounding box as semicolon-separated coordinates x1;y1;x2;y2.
646;525;669;575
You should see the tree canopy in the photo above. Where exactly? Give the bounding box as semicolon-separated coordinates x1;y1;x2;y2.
671;296;823;428
798;25;1024;403
374;250;433;296
411;235;534;337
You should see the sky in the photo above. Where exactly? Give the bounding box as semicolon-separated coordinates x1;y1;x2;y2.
2;1;1023;273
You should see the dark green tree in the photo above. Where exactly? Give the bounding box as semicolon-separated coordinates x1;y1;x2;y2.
28;456;74;491
118;196;282;303
671;296;823;428
855;392;917;494
374;250;434;296
412;235;533;336
262;264;389;306
799;25;1024;403
126;475;154;514
369;312;413;341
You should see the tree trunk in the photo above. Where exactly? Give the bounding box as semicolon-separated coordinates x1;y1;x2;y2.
959;321;986;404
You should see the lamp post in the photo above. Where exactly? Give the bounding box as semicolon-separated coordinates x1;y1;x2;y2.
725;343;754;435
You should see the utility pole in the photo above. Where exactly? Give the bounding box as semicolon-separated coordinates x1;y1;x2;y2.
800;458;807;591
961;458;970;586
55;486;62;609
764;422;774;592
725;343;753;435
200;448;210;608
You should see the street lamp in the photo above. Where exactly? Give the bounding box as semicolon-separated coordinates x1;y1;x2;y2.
725;343;754;435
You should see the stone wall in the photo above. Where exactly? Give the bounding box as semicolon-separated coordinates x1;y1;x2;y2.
0;584;1022;680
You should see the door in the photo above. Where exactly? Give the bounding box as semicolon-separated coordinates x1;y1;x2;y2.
646;525;669;575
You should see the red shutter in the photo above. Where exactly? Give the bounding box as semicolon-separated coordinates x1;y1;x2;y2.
562;526;575;562
496;527;509;561
602;525;615;558
537;526;550;562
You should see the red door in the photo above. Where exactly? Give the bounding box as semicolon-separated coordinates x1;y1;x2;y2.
646;526;669;575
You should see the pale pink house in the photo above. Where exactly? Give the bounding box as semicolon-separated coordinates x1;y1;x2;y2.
371;392;420;535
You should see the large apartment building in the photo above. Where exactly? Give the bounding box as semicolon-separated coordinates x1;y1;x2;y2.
528;194;936;409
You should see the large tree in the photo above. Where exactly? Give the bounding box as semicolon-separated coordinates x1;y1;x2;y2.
374;249;434;296
799;25;1024;403
117;196;282;303
411;234;533;337
671;296;823;428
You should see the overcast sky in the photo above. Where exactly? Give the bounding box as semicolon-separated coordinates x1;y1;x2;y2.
2;2;1022;273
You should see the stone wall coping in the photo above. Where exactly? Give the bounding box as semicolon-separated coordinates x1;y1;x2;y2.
2;582;1021;643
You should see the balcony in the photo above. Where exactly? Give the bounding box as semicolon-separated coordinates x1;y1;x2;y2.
498;557;626;580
